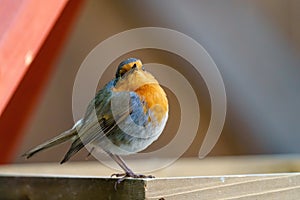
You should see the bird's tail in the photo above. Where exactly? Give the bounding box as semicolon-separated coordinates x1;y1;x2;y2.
22;121;81;159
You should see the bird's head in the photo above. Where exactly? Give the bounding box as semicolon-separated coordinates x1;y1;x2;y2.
116;58;144;78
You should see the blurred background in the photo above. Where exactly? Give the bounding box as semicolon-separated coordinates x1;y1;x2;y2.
1;0;299;164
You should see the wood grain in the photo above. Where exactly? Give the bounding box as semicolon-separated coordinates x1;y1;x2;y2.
0;173;299;200
1;156;300;199
146;174;300;199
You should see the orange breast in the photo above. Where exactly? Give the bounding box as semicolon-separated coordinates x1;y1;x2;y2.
135;83;168;123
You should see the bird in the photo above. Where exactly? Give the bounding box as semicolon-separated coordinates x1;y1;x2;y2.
23;58;169;182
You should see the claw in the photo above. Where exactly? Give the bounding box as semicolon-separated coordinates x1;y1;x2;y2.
111;172;155;190
111;173;126;178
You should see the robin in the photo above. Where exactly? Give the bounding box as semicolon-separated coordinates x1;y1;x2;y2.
23;58;169;182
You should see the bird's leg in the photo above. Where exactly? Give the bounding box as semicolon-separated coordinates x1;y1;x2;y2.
109;153;135;177
107;152;154;184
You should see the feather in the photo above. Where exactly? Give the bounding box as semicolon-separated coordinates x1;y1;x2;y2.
22;125;78;159
60;91;148;163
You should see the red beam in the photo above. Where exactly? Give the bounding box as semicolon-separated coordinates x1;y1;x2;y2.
0;0;85;164
0;0;68;115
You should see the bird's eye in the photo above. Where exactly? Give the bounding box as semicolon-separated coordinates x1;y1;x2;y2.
119;69;126;77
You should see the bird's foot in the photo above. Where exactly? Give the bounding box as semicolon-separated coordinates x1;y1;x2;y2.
111;172;155;179
111;172;155;190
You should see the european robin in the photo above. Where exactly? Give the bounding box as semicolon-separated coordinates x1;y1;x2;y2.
23;58;169;182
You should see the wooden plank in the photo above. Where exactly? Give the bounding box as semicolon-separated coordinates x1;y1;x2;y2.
0;173;299;199
0;175;146;200
0;0;85;164
145;174;300;199
0;156;300;199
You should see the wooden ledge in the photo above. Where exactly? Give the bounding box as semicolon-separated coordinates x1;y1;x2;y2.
1;155;300;199
0;173;300;199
